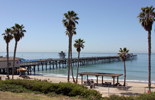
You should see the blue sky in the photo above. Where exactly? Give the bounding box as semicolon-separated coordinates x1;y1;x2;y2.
0;0;155;53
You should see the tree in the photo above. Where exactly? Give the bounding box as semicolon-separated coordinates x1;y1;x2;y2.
137;6;155;92
65;27;76;82
11;23;26;79
118;47;129;86
74;38;85;83
2;28;13;79
62;11;79;82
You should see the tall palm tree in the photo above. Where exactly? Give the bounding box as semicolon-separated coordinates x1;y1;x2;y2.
62;11;79;82
11;23;26;79
137;6;155;92
65;27;76;82
118;47;129;86
2;28;13;79
74;38;85;83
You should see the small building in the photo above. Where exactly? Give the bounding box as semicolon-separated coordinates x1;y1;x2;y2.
0;56;21;69
59;51;66;59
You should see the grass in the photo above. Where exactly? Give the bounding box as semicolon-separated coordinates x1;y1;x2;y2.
0;91;53;100
0;91;82;100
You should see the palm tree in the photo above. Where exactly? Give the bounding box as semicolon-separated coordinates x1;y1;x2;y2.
65;27;76;82
74;38;85;83
2;28;13;79
137;6;155;92
118;47;129;86
62;11;79;82
11;23;26;79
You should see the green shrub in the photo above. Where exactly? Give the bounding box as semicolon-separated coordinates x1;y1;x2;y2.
104;93;155;100
31;82;43;91
41;83;53;93
55;83;73;95
1;79;103;99
69;86;83;96
0;84;25;93
106;95;130;100
136;92;155;100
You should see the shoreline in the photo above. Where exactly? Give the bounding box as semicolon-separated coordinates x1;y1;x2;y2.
1;74;155;84
27;74;155;84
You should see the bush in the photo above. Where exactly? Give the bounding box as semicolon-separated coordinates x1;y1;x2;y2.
136;92;155;100
0;84;26;93
103;93;155;100
55;83;73;95
104;94;135;100
0;79;103;99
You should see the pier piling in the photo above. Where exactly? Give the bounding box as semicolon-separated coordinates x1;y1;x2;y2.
10;55;137;75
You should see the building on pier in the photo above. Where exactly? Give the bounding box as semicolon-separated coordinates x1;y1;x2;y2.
0;56;21;74
59;51;66;59
0;56;21;68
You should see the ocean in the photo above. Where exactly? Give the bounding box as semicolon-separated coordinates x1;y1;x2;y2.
0;52;155;83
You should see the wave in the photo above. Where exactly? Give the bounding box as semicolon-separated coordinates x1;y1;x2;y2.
33;73;155;84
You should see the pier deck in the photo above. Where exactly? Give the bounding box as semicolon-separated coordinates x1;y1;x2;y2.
0;55;137;75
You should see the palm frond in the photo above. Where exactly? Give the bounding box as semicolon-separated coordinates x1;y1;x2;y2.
2;28;13;43
62;19;67;23
137;6;155;31
74;17;79;20
75;21;78;24
118;48;129;56
62;10;79;34
64;22;69;27
74;38;85;52
11;23;26;42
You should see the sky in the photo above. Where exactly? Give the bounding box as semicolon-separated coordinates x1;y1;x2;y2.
0;0;155;53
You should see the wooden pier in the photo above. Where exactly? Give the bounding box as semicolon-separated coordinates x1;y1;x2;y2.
0;55;137;75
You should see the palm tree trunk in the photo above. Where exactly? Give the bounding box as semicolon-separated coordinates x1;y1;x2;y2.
7;42;10;79
148;31;151;92
70;35;75;82
124;61;126;86
12;41;17;79
76;51;80;83
68;36;71;82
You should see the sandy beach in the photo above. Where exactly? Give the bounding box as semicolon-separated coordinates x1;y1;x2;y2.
1;74;155;97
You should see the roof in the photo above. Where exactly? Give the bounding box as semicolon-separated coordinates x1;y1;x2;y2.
78;72;123;77
17;68;27;71
0;57;22;61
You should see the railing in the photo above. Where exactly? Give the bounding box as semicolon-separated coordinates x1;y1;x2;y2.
20;62;37;66
90;85;155;97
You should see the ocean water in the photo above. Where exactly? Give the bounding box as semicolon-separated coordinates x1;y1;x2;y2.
0;52;155;83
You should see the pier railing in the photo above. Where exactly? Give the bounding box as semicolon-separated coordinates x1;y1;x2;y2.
0;55;137;75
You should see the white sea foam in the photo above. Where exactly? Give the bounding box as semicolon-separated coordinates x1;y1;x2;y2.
35;73;155;84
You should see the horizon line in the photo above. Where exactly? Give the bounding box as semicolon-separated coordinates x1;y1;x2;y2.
0;52;153;54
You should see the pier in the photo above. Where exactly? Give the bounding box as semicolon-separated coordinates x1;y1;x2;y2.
0;55;137;75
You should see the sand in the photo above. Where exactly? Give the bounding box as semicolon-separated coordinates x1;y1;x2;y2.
1;74;155;97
